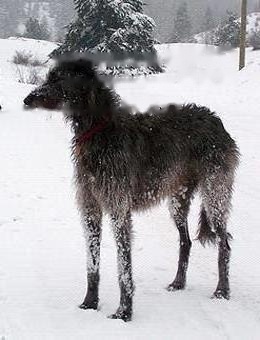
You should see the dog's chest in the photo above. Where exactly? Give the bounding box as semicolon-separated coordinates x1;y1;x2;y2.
75;150;116;191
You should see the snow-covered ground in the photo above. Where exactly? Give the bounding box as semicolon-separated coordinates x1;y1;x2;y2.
1;38;260;339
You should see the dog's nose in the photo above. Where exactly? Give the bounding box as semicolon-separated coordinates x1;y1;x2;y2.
24;94;35;106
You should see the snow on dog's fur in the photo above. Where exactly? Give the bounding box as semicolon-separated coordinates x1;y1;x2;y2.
24;58;239;321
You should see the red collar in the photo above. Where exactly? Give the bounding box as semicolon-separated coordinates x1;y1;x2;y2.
75;118;110;146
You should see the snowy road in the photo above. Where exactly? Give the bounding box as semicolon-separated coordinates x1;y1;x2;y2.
1;40;260;339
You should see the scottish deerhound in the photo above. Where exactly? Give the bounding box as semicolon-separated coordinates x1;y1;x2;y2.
24;59;239;322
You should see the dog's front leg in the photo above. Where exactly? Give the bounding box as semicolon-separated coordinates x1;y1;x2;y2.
78;198;102;311
109;211;134;322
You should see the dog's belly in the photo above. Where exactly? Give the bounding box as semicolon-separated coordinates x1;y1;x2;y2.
82;164;195;213
131;188;166;211
131;172;189;211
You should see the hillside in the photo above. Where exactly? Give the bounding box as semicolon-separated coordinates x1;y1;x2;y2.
194;12;260;44
1;38;260;339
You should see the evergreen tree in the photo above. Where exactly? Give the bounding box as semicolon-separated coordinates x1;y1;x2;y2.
51;0;161;74
172;2;192;42
24;1;55;40
54;0;94;53
214;12;240;48
40;16;51;41
127;0;143;12
250;30;260;50
24;17;50;40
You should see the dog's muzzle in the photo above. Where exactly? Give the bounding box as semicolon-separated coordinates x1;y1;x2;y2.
24;94;36;106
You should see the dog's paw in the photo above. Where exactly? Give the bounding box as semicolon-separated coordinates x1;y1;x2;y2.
167;281;185;291
211;289;230;300
108;308;132;322
79;300;98;310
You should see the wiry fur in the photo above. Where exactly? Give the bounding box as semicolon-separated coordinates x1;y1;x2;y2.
24;59;240;321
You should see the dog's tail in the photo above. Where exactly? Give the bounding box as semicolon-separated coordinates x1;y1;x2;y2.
196;206;217;246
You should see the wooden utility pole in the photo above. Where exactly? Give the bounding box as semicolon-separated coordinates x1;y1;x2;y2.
239;0;247;70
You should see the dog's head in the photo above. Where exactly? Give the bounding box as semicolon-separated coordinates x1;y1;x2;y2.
23;59;97;110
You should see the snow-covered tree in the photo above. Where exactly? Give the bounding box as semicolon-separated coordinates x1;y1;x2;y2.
23;1;57;41
51;0;161;74
23;17;50;40
40;16;51;40
214;12;240;48
250;30;260;50
172;2;192;43
126;0;143;12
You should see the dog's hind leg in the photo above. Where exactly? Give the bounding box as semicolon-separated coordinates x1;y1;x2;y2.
77;190;102;310
109;211;134;322
201;171;234;300
167;185;195;291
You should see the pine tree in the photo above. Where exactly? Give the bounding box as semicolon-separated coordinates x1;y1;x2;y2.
250;30;260;49
40;16;51;41
53;0;94;53
214;12;240;48
23;1;55;40
127;0;143;12
172;2;192;43
24;17;50;40
51;0;161;74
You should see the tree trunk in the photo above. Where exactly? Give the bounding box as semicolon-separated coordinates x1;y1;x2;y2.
239;0;247;71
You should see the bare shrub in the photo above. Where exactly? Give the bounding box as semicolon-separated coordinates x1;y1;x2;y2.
27;68;44;84
15;65;44;85
30;58;45;67
12;50;33;65
12;50;45;67
12;49;47;85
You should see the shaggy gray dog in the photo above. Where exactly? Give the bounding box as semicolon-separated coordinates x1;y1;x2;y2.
24;59;239;322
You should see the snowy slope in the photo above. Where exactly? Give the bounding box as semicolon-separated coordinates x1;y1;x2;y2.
194;12;260;44
1;39;260;339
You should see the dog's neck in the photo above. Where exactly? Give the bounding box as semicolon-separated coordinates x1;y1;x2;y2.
67;86;118;139
75;116;110;146
70;97;117;142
